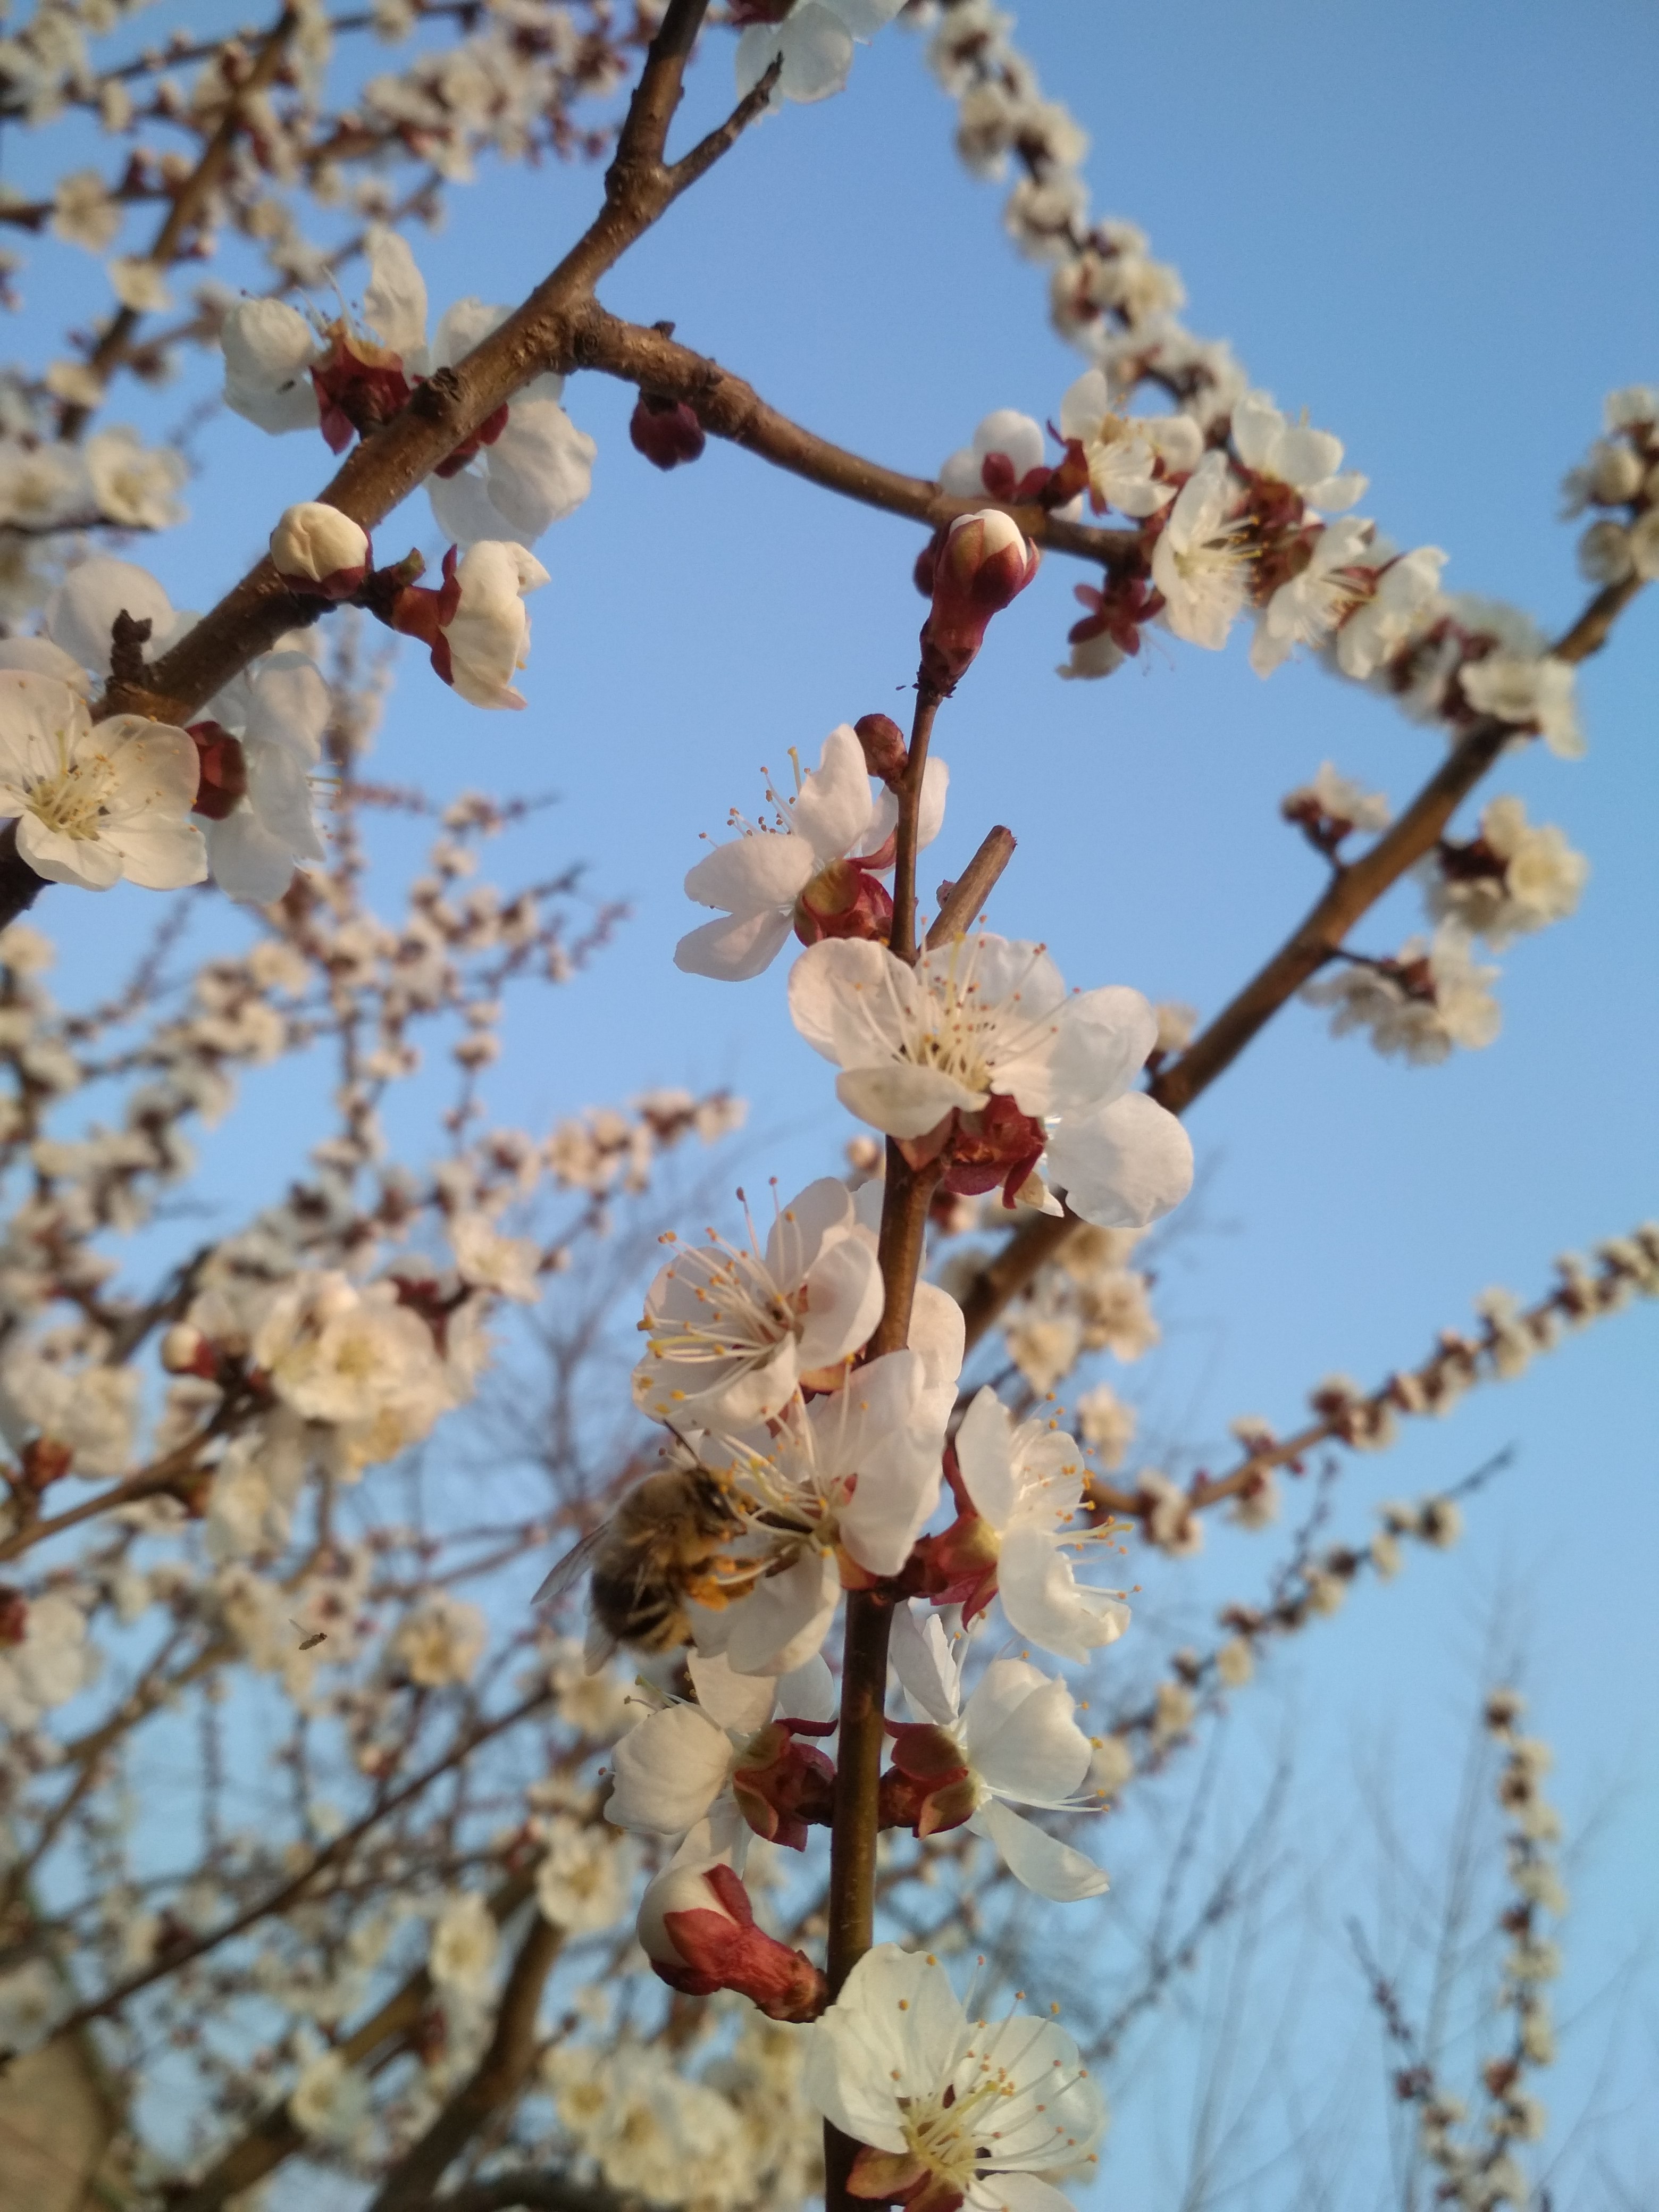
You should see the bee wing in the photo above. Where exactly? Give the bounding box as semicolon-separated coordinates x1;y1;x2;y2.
532;1522;608;1610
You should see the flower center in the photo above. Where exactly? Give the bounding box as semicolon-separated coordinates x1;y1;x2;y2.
24;732;116;841
901;2076;1009;2186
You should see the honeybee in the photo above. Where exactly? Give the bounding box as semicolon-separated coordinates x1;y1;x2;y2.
534;1463;745;1656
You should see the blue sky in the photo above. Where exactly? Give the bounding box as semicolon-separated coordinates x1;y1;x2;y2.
6;0;1657;2199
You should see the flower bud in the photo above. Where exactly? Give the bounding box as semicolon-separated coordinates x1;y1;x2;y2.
879;1722;976;1838
161;1322;214;1377
0;1586;27;1646
629;391;706;471
636;1859;826;2021
793;859;894;950
186;722;248;821
270;502;372;600
853;712;907;786
920;508;1040;691
730;1721;835;1849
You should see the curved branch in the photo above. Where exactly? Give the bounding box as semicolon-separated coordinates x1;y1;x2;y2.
953;572;1648;1352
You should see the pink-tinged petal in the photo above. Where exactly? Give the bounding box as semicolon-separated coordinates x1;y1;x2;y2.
607;1703;732;1836
674;907;795;982
792;725;873;862
685;831;815;918
999;1527;1131;1665
836;1061;979;1139
955;1387;1018;1529
789;937;916;1065
794;1233;884;1370
969;1798;1109;1901
763;1176;854;1284
1045;1090;1194;1229
1044;984;1157;1113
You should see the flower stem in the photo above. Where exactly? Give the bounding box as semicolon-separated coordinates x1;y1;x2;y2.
886;683;942;965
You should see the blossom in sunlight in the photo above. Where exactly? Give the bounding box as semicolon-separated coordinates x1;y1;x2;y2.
1424;795;1589;950
390;1592;487;1687
1076;1380;1136;1468
429;1889;498;2005
939;409;1073;507
288;2050;371;2148
787;934;1193;1229
0;672;205;892
686;1334;961;1674
606;1653;836;1846
192;650;331;903
938;1386;1130;1663
252;1270;458;1473
534;1816;637;1936
1058;368;1204;517
83;427;187;531
1230;389;1367;512
448;1211;541;1301
675;724;949;982
887;1627;1110;1900
1251;517;1377;676
805;1943;1107;2210
391;540;550;710
734;0;904;109
632;1176;884;1428
220;231;597;543
44;556;183;680
1458;650;1583;760
1302;927;1501;1066
1151;450;1251;649
1332;544;1447;681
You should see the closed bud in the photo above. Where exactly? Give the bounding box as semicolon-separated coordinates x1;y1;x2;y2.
629;391;706;471
636;1859;826;2021
853;711;907;786
920;508;1040;691
270;502;372;599
161;1322;213;1376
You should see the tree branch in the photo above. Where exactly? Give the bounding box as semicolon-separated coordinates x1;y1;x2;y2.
953;571;1648;1353
926;825;1017;949
366;1910;564;2212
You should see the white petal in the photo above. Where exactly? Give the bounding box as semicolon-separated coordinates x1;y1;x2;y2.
889;1601;961;1724
684;831;814;917
427;465;512;548
484;398;596;539
964;1661;1091;1802
674;907;795;982
789;937;916;1067
45;558;172;676
793;725;874;862
794;1233;884;1370
1045;1090;1194;1229
429;296;508;371
999;1528;1131;1665
606;1702;732;1835
17;814;121;889
777;3;854;100
1045;984;1157;1113
718;1550;840;1676
687;1650;776;1733
955;1386;1017;1529
1059;369;1111;442
969;1798;1109;1901
836;1061;979;1138
777;1653;837;1724
362;228;428;357
763;1175;854;1286
243;654;331;764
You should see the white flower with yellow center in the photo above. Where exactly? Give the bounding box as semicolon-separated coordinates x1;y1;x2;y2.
1151;450;1253;649
632;1176;884;1429
805;1943;1107;2212
0;671;204;892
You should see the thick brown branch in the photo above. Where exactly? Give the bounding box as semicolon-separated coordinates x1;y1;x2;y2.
574;307;1139;567
955;573;1647;1353
170;1871;538;2212
366;1911;564;2212
432;2175;636;2212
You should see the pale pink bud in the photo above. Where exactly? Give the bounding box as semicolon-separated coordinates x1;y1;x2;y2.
161;1322;211;1376
270;502;371;600
636;1859;825;2022
921;508;1040;691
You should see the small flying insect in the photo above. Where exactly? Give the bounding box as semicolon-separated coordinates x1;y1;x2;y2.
290;1620;328;1652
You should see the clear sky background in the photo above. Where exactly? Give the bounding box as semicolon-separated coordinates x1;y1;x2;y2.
6;2;1658;2202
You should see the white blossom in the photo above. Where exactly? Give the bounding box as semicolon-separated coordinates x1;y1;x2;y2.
736;0;903;108
1334;545;1447;681
1231;389;1365;512
632;1177;884;1428
442;540;549;710
675;725;947;982
1152;450;1251;648
1460;652;1583;760
0;672;204;893
805;1943;1107;2209
391;1593;487;1686
535;1817;637;1934
84;428;187;530
1425;796;1589;949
